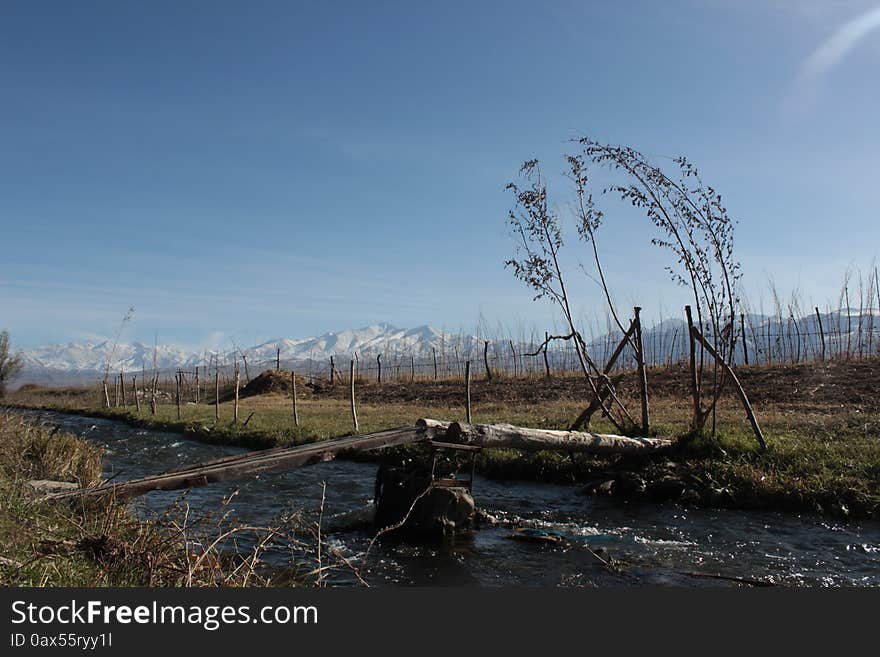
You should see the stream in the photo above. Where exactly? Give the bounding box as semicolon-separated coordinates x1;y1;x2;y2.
19;409;880;586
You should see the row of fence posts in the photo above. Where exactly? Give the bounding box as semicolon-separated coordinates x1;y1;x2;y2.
96;302;873;439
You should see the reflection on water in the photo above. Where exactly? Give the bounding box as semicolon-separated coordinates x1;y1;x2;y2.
21;410;880;587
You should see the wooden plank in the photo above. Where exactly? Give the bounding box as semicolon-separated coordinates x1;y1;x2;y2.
427;440;482;453
432;478;472;488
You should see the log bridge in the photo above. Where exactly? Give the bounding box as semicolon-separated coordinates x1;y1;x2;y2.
46;420;673;502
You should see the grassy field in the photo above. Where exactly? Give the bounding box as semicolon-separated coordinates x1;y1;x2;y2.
7;360;880;519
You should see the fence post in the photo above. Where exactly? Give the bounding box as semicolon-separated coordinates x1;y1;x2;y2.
740;313;749;366
195;366;200;403
132;376;140;412
102;379;110;408
214;369;220;420
276;348;281;370
376;354;382;383
175;372;181;421
483;340;492;381
815;306;826;362
684;305;701;431
291;370;299;428
350;360;359;432
233;365;240;423
633;307;650;435
432;347;438;380
465;360;472;423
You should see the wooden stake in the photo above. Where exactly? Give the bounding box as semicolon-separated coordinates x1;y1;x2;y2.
350;360;359;432
233;366;240;422
175;372;181;421
410;355;415;382
194;366;200;403
815;306;826;362
543;332;551;380
276;347;281;370
483;340;492;380
120;371;126;407
132;376;140;412
214;369;220;421
291;370;299;428
376;354;382;383
633;307;650;435
102;380;110;408
432;347;438;380
740;313;749;366
690;325;767;450
684;305;701;431
465;360;472;423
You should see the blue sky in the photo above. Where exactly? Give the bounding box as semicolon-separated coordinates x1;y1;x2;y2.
2;0;879;349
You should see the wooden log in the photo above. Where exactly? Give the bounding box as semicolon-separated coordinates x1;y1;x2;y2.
447;422;672;455
48;425;437;502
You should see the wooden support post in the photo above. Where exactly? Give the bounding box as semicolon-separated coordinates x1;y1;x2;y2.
509;339;517;378
291;370;299;428
816;307;826;362
465;360;472;423
483;340;492;381
120;371;126;407
684;305;701;431
740;313;749;366
689;325;767;450
329;356;336;385
132;377;140;412
350;360;358;432
102;380;110;408
175;372;181;421
195;366;200;403
276;347;281;370
410;355;415;382
376;354;382;383
543;331;551;380
214;369;220;421
114;375;120;407
233;366;240;423
150;375;157;415
633;307;650;435
432;347;438;380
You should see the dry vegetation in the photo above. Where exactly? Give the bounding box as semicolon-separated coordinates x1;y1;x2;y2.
0;412;350;587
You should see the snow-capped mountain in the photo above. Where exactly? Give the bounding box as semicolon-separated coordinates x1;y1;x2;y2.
14;323;472;386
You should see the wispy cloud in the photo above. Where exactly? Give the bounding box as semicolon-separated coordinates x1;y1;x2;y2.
797;5;880;82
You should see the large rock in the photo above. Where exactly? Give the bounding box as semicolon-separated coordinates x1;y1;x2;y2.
374;464;474;536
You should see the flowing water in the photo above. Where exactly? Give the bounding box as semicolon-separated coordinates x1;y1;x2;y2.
19;410;880;587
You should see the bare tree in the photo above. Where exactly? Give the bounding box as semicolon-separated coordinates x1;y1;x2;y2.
0;330;24;397
573;139;742;435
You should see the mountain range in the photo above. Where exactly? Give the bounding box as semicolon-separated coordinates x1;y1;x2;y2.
12;311;880;387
